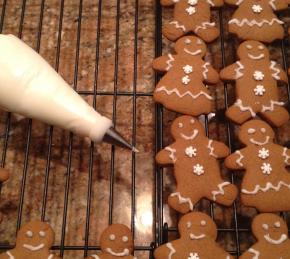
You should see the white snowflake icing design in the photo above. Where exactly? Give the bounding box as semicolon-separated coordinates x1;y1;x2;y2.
188;0;198;5
261;163;272;175
253;71;265;81
188;252;200;259
185;146;197;157
182;75;191;85
254;85;266;96
193;164;204;175
183;65;193;74
258;148;270;159
186;6;196;15
252;4;263;13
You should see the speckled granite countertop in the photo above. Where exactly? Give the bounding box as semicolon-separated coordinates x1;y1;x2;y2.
0;0;289;258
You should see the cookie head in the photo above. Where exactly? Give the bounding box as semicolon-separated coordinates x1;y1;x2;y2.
252;214;288;245
178;212;217;241
171;116;205;140
100;224;133;256
175;36;206;57
237;41;269;61
239;120;274;146
16;221;54;252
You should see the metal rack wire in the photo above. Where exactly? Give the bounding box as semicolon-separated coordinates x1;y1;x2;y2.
0;0;289;258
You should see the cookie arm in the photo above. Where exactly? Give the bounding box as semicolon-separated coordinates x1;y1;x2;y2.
160;0;177;6
269;0;288;10
220;62;241;82
156;143;177;166
203;63;220;84
153;243;171;259
208;139;230;158
270;61;288;83
209;0;224;7
225;149;246;170
0;252;11;259
282;147;290;166
239;246;261;259
153;54;176;73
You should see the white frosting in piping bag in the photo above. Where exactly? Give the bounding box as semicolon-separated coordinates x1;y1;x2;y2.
0;34;112;142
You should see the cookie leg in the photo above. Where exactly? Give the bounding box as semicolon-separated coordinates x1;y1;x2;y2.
260;106;290;127
163;20;187;41
226;104;254;125
168;191;199;214
194;23;219;42
209;182;238;206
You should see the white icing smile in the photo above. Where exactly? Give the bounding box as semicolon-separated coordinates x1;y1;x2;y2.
181;129;199;140
250;136;269;146
23;243;45;251
106;248;129;256
264;234;287;245
189;233;206;240
184;48;202;56
248;53;265;60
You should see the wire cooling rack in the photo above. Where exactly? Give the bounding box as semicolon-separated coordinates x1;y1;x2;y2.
0;0;289;258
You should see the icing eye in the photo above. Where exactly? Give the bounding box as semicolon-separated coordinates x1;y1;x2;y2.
26;231;33;238
185;39;191;44
109;234;116;241
39;231;46;237
178;123;183;128
200;220;206;226
190;119;195;124
258;45;264;50
122;236;129;242
274;222;281;228
262;224;269;230
196;39;202;45
260;128;266;133
246;45;252;49
186;221;192;228
248;128;256;134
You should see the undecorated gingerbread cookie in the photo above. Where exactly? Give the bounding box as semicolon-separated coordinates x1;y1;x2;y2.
86;224;136;259
161;0;223;42
0;168;9;182
154;212;233;259
226;0;288;42
156;115;238;214
0;220;60;259
225;120;290;212
153;36;219;116
240;213;290;259
220;40;289;127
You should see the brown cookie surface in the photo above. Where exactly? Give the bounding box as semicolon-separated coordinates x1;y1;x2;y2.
0;220;60;259
161;0;223;42
226;0;287;42
153;36;219;116
225;120;290;212
156;115;238;214
240;213;290;258
0;168;9;182
220;40;289;127
154;212;233;259
86;224;136;259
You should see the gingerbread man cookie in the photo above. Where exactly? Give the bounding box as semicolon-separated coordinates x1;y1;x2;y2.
156;115;238;214
153;36;219;116
220;40;289;127
0;168;9;182
240;213;290;259
154;212;233;259
226;0;288;42
0;220;60;259
161;0;223;42
225;120;290;212
86;224;136;259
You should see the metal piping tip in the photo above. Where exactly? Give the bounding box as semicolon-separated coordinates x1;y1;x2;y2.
103;127;138;152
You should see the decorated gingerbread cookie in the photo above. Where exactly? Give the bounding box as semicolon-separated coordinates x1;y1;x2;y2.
240;213;290;258
0;168;10;182
154;212;233;259
0;220;60;259
86;224;136;259
220;40;289;127
161;0;223;42
225;120;290;212
226;0;288;42
156;115;238;214
153;36;219;116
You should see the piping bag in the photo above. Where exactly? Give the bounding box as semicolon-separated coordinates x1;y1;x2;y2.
0;34;137;152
